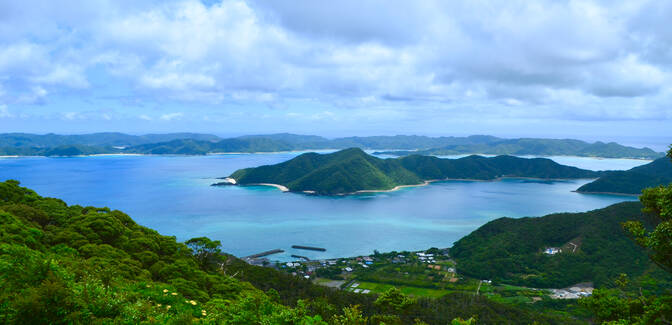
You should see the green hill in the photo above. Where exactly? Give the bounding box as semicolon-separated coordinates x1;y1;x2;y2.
377;138;662;159
0;180;581;324
0;132;661;158
226;148;601;195
577;157;672;194
450;201;671;289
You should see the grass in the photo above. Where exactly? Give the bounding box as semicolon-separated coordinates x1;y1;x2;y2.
347;281;448;298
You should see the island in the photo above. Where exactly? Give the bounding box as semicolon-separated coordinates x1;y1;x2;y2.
217;148;602;195
0;132;663;158
374;138;663;159
577;156;672;195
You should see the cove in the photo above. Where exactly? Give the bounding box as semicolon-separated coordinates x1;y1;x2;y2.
0;153;643;261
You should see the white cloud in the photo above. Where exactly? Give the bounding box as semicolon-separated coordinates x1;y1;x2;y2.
0;105;13;118
160;112;184;121
1;0;671;125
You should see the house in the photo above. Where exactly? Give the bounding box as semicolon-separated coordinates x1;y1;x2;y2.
544;247;561;255
345;267;353;272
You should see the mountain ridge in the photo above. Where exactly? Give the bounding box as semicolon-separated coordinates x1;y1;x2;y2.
0;132;662;159
223;148;602;195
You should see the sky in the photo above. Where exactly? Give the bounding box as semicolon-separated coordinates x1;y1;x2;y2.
0;0;670;142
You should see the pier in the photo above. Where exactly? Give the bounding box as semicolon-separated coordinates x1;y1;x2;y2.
244;249;284;259
292;245;326;252
291;255;311;261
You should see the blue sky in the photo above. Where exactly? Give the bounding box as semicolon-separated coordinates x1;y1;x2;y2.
0;0;670;142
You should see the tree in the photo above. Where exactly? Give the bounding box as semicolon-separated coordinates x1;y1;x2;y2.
583;145;672;324
331;305;367;325
185;237;222;270
374;287;415;314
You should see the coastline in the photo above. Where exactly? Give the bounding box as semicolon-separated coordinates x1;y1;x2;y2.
229;176;603;196
0;150;659;160
573;190;639;197
379;151;659;161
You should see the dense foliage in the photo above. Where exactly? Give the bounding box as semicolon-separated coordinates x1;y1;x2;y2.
0;180;583;324
227;148;601;194
577;157;672;194
450;202;671;288
376;138;662;159
0;132;661;158
579;148;672;324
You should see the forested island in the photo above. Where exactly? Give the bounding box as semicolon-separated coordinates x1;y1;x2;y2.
220;148;602;195
0;132;662;159
374;138;662;159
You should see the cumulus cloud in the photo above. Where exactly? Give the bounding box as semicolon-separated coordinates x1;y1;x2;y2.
160;112;184;121
1;0;671;124
0;105;13;118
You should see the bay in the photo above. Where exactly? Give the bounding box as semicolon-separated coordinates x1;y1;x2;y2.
0;153;644;261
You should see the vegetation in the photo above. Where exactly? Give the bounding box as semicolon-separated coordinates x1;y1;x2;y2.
450;202;671;288
376;138;662;159
579;147;672;324
0;180;584;324
577;157;672;194
226;148;601;195
0;132;661;158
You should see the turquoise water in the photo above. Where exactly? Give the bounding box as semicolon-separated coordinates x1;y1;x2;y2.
0;153;643;261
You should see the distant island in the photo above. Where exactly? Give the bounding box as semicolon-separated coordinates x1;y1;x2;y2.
0;132;663;159
374;137;662;159
577;156;672;195
218;148;602;195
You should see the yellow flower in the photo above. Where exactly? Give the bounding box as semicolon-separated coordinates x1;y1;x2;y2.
190;300;197;305
162;289;169;293
166;305;171;309
171;292;178;296
202;310;206;314
157;304;162;307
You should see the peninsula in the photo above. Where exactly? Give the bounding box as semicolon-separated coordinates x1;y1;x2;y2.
577;156;672;195
218;148;602;195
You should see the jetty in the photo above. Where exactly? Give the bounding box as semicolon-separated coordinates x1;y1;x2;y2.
244;249;284;259
292;245;326;252
291;255;311;261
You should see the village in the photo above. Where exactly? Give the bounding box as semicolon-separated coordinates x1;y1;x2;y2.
243;247;593;304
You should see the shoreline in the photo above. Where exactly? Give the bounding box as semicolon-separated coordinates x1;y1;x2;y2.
351;176;599;195
573;190;639;197
0;151;659;160
230;176;604;196
376;151;659;161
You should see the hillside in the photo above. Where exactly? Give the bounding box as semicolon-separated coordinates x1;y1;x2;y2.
0;180;580;324
450;202;670;289
225;148;601;195
126;137;296;155
376;138;662;159
577;157;672;195
0;133;221;156
0;132;661;158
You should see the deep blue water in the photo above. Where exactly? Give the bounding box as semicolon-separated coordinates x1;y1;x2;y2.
0;153;643;261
